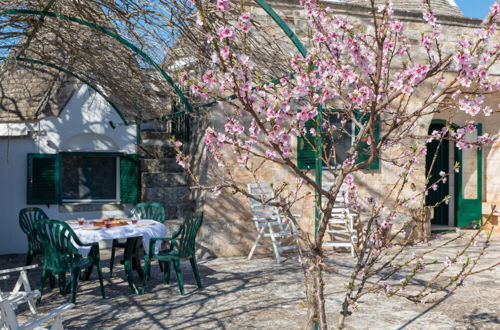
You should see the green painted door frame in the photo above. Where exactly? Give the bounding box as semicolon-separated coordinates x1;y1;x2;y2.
455;124;483;228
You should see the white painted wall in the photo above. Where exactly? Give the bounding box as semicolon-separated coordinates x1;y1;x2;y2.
0;84;137;254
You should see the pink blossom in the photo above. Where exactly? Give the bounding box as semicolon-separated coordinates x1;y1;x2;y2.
211;186;222;198
217;27;234;41
216;0;230;12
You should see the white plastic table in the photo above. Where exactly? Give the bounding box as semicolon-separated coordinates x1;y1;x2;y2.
69;220;168;256
67;220;168;294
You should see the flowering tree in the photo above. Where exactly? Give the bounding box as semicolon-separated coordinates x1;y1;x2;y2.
175;0;499;328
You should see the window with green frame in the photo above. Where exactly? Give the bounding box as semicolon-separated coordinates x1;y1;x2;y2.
27;152;139;204
297;111;380;170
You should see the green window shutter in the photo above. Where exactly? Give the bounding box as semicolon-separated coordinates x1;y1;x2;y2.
297;120;317;170
354;111;380;170
120;154;139;204
27;154;60;204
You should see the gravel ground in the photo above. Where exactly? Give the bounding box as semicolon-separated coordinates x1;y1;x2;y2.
1;232;499;329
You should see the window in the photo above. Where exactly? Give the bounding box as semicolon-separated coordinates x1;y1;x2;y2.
61;155;118;202
323;114;352;166
27;153;139;205
297;111;380;170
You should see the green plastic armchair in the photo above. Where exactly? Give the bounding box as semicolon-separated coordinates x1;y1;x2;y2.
34;220;105;304
110;202;166;277
130;202;166;224
19;207;48;265
143;212;203;295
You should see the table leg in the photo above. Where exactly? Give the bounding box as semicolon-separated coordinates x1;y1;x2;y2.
123;237;144;294
131;238;145;280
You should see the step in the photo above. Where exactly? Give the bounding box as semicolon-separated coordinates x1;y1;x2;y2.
140;130;171;141
142;186;192;203
140;159;184;173
141;172;187;187
322;242;353;247
152;202;196;220
136;144;176;159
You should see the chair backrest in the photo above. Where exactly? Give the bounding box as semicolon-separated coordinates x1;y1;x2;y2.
247;183;280;221
322;182;350;220
19;207;48;252
34;220;82;271
322;182;349;206
130;202;166;223
175;212;203;258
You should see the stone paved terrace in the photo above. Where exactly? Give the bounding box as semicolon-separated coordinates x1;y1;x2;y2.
1;232;499;329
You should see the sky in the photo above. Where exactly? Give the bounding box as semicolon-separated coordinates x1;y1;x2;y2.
455;0;497;19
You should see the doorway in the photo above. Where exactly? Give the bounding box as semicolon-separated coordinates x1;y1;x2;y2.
425;122;450;226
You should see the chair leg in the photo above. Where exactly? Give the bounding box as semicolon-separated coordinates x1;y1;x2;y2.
96;262;106;299
268;224;281;264
158;260;164;273
143;256;151;290
25;252;34;266
163;261;171;284
69;267;80;304
248;225;266;260
189;256;202;289
110;241;116;277
172;259;184;295
37;269;48;304
58;273;68;295
49;271;56;289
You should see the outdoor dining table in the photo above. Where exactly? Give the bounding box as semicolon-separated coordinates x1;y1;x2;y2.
66;219;168;294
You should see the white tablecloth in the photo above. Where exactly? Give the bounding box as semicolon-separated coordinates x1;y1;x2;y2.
69;220;168;256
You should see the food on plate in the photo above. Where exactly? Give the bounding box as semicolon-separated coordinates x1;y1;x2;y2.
90;218;129;227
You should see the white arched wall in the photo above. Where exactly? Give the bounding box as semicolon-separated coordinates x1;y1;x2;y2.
62;133;119;152
0;84;137;254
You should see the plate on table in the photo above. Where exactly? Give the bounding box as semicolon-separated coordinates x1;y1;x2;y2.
65;220;79;225
135;221;155;227
81;226;101;231
90;218;129;227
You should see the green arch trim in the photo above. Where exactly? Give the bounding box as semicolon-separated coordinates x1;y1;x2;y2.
0;56;128;124
254;0;307;57
1;9;193;113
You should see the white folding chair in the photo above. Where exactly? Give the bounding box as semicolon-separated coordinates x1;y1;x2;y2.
0;266;74;330
321;183;358;256
0;299;74;330
0;265;40;316
247;183;300;263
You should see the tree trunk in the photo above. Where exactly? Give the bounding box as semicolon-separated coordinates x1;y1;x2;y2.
303;250;328;329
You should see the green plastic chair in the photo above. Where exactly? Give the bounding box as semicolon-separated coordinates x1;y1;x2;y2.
34;219;105;304
19;207;48;265
129;202;166;224
110;202;166;277
143;212;203;295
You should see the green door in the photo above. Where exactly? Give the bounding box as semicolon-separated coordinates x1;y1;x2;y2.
455;124;483;228
425;123;449;226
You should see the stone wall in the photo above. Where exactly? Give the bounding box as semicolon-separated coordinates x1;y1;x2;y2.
175;1;500;257
138;131;196;220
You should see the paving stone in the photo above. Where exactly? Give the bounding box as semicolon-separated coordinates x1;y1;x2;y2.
5;232;500;329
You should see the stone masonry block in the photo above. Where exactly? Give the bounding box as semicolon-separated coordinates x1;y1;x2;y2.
142;172;187;188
